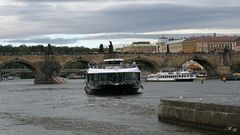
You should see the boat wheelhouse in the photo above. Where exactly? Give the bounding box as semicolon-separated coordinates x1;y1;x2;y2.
146;69;196;82
84;59;142;95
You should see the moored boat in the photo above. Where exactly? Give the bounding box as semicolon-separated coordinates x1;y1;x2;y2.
221;72;240;81
84;59;143;95
146;69;196;82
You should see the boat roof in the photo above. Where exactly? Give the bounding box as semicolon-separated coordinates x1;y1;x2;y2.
103;58;124;62
87;67;140;74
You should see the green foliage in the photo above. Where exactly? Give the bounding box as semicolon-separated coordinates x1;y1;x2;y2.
0;44;98;55
64;62;89;69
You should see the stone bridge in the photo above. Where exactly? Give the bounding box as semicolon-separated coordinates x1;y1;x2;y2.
1;53;240;84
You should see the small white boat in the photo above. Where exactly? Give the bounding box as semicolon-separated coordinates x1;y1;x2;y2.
146;69;196;82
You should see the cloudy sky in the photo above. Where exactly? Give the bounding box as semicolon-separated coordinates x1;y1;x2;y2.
1;0;240;47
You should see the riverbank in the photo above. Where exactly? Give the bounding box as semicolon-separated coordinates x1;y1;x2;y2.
158;98;240;134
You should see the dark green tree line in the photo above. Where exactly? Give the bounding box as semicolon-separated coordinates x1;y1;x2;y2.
0;44;99;55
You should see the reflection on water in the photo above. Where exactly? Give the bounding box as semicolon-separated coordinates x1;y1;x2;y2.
0;79;239;135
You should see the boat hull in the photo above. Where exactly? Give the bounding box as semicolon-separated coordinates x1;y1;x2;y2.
175;79;195;82
146;78;195;82
84;84;141;95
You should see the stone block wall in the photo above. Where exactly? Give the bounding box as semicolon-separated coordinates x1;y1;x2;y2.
158;99;240;134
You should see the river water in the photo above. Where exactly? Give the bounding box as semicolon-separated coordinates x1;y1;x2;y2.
0;79;239;135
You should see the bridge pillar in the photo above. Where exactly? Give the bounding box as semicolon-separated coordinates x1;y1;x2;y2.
34;55;61;84
216;52;231;77
216;66;231;77
34;70;56;84
34;71;59;84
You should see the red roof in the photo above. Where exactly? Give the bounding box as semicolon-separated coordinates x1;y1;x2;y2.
186;64;201;69
186;36;240;42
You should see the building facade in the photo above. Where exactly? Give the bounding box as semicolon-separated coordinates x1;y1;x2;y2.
118;35;240;54
120;41;157;53
161;39;185;53
156;36;169;53
182;36;240;53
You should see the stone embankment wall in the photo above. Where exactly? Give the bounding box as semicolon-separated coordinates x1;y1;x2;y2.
158;99;240;134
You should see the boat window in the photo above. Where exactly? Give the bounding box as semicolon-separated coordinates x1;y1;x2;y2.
123;73;140;81
117;73;123;82
109;73;117;83
88;74;94;82
93;74;98;81
136;73;140;81
99;74;108;82
87;74;90;81
123;73;130;81
132;73;136;80
105;60;122;65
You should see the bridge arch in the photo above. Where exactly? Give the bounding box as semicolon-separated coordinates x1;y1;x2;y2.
60;58;94;78
231;62;240;73
126;57;160;73
61;58;95;69
0;59;40;80
181;56;218;78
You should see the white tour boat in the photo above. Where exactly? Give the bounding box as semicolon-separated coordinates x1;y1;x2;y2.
84;59;143;95
146;69;196;82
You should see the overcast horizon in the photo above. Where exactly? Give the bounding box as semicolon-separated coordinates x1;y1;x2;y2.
1;0;240;47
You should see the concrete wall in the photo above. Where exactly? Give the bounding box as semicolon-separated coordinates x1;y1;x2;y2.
158;99;240;134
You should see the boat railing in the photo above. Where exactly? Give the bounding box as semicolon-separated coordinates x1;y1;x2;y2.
92;80;139;85
89;63;137;69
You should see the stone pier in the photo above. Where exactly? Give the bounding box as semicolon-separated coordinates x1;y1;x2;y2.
158;98;240;134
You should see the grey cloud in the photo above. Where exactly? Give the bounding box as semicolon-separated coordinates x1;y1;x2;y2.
15;0;240;6
9;37;80;44
20;0;99;1
17;0;160;2
2;1;240;38
96;3;240;31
